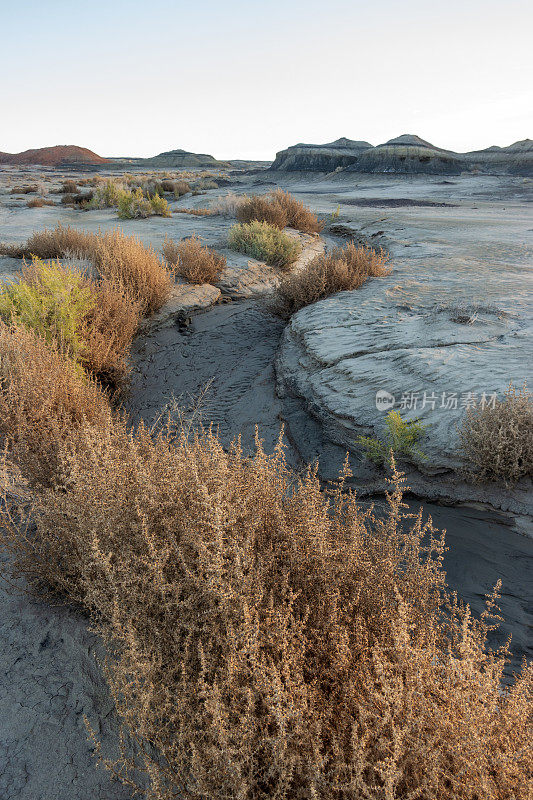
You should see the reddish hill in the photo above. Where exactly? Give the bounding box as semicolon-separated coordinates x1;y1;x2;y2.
0;145;109;166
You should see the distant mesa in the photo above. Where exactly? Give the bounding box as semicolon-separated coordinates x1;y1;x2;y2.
113;148;231;169
271;134;533;176
0;145;230;170
0;145;108;167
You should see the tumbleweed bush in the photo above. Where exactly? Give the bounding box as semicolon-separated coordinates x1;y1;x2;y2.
236;189;323;234
163;234;226;284
460;382;533;486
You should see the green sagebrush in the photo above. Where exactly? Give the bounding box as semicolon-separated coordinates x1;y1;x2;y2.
228;220;301;268
0;257;94;361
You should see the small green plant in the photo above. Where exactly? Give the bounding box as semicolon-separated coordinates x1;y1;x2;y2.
358;410;426;466
0;258;95;361
228;220;301;268
328;204;341;223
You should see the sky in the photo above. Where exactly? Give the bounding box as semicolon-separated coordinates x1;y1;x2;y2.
1;0;532;161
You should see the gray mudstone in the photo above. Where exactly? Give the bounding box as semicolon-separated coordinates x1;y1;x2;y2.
276;240;533;512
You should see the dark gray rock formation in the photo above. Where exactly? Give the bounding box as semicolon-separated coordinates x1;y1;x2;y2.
271;134;533;176
353;135;464;175
465;139;533;176
270;138;372;171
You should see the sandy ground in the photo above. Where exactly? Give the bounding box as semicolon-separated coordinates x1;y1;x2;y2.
0;553;133;800
0;167;531;798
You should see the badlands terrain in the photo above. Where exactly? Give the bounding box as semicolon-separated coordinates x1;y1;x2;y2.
0;154;531;798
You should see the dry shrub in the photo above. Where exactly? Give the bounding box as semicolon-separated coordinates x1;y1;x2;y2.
174;180;190;196
69;191;94;207
237;190;323;234
26;197;56;208
160;235;180;267
163;234;226;284
1;423;531;799
173;207;215;217
0;223;98;260
61;192;77;206
10;185;38;195
460;382;533;486
196;178;219;190
209;191;250;216
236;193;288;228
60;180;78;193
271;188;324;234
0;322;109;488
160;179;189;196
80;278;142;385
272;241;391;317
93;229;173;313
0;225;173;315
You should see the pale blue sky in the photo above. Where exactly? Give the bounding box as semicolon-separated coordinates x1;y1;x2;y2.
1;0;531;159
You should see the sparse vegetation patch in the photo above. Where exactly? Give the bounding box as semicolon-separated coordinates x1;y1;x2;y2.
0;225;173;315
0;168;531;800
87;179;171;218
26;197;56;208
228;220;301;268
